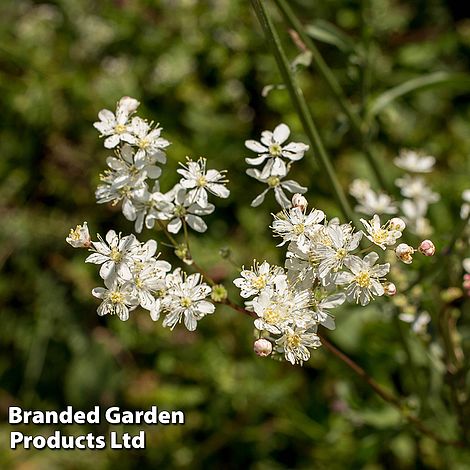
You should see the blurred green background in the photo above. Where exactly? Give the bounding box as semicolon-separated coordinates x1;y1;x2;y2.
1;0;470;468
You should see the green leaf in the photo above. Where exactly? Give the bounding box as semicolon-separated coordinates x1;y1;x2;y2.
305;20;354;52
368;71;470;118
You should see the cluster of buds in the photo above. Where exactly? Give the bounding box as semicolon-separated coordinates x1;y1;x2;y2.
395;239;435;264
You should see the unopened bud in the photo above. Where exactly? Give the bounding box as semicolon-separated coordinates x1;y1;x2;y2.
463;274;470;290
253;338;272;357
211;284;228;302
418;239;435;256
292;193;308;211
395;243;414;264
388;217;406;232
118;96;140;114
384;282;397;296
66;222;91;248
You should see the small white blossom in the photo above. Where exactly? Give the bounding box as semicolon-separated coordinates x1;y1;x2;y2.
313;224;362;279
93;96;140;149
245;123;309;179
394;149;435;173
66;222;91;248
360;214;403;250
247;169;306;208
275;327;321;365
86;230;139;281
233;261;286;299
336;252;390;306
177;157;229;208
154;185;215;234
271;207;325;251
395;175;440;204
162;270;215;331
92;278;138;321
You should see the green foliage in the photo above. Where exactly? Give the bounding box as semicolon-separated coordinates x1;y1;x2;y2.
1;0;470;468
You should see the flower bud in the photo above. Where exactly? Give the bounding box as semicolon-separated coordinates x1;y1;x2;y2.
418;239;435;256
253;338;272;357
292;193;308;211
395;243;414;264
66;222;91;248
463;274;470;290
388;217;406;232
384;282;397;296
211;284;228;303
118;96;140;114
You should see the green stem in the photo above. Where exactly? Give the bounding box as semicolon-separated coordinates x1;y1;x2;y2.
251;0;356;223
272;0;390;192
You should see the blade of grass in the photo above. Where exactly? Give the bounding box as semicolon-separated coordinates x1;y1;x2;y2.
251;0;355;223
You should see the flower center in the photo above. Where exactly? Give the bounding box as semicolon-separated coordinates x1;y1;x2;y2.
336;248;347;259
355;271;371;288
114;124;126;134
180;297;192;308
286;334;302;348
263;307;281;324
269;143;282;156
109;291;125;304
372;229;388;244
196;176;207;187
267;176;280;188
138;138;150;149
175;205;186;217
252;275;267;290
110;247;122;262
293;223;305;234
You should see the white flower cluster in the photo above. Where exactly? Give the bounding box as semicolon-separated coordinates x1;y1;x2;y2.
66;96;229;331
67;225;215;330
245;123;308;208
350;149;440;237
94;97;229;234
233;194;410;366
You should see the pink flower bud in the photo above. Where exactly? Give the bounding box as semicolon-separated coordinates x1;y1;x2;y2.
292;193;308;211
395;243;414;264
384;282;397;296
418;239;435;256
253;338;272;357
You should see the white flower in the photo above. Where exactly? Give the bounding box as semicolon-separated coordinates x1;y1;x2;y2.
247;168;307;208
275;327;321;365
92;278;138;321
350;179;372;199
360;214;403;250
395;175;440;204
126;116;170;165
177;157;229;208
251;289;292;334
394;149;435;173
355;189;397;215
245;123;309;178
399;311;431;335
311;293;345;330
86;230;139;281
66;222;91;248
129;258;171;318
93;96;140;148
271;207;325;251
313;224;362;279
233;261;286;299
155;185;215;234
162;270;215;331
336;252;390;306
